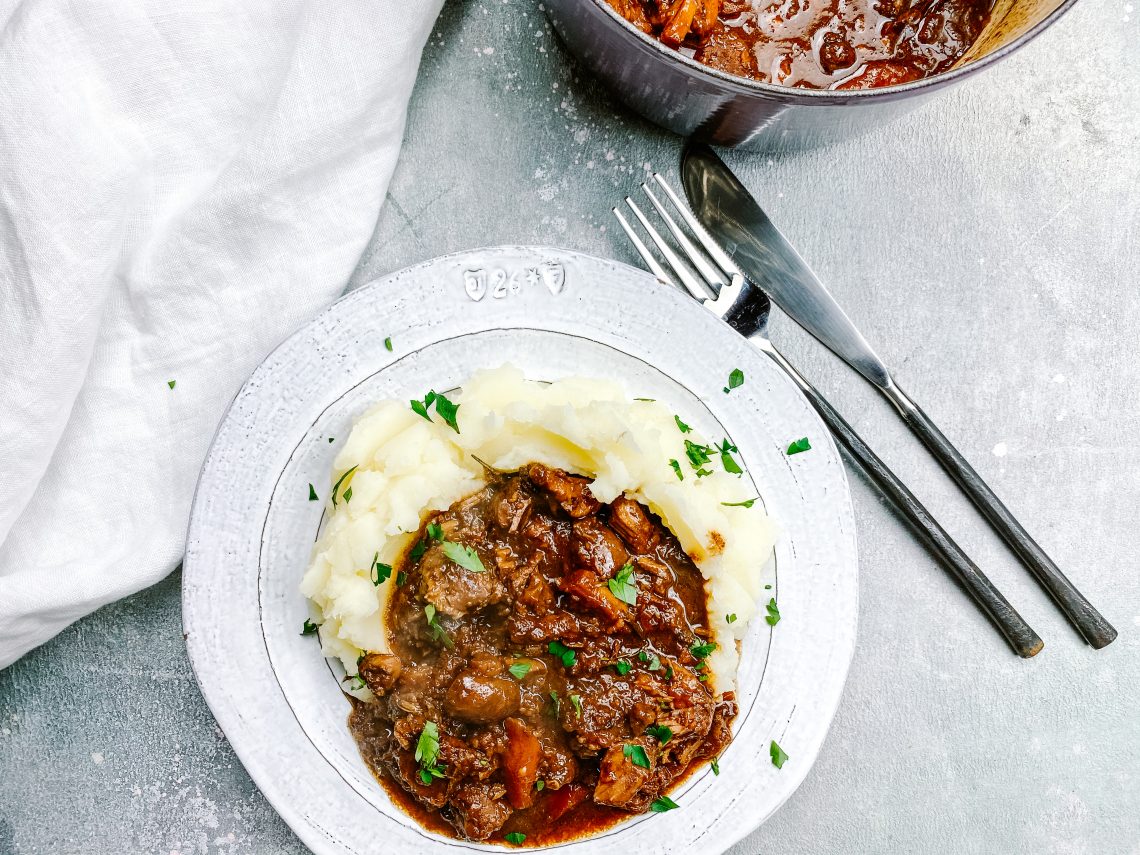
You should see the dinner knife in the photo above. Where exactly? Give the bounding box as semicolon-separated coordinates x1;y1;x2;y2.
681;142;1116;649
619;178;1046;656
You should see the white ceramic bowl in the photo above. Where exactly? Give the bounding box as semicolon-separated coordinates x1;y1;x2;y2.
183;246;859;854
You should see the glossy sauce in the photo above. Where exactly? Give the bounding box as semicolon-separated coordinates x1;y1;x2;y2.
346;465;735;845
364;742;655;846
606;0;992;89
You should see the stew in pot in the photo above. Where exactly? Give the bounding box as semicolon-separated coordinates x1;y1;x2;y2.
605;0;992;89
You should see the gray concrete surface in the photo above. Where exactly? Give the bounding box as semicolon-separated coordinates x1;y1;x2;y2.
2;0;1138;852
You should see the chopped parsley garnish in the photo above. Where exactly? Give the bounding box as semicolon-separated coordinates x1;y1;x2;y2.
415;721;446;784
690;641;717;660
410;540;428;561
770;740;788;769
548;641;576;668
684;439;712;468
648;653;661;671
396;571;408;586
613;660;632;676
384;336;393;352
764;583;773;590
343;674;365;690
569;694;583;716
342;487;353;502
637;649;661;670
711;756;720;775
426;522;444;541
370;553;392;586
308;484;318;502
410;391;436;422
718;439;743;474
504;832;526;845
433;393;460;433
441;540;486;573
424;604;453;648
535;780;545;791
650;795;679;812
167;380;176;389
508;661;531;680
646;724;672;744
724;368;744;393
607;563;637;606
786;437;812;455
414;722;439;766
410;390;460;433
694;467;712;478
330;466;357;507
726;613;737;624
623;744;651;769
328;437;334;443
765;598;781;626
549;691;561;716
668;459;683;481
300;619;320;636
674;415;692;433
721;498;757;508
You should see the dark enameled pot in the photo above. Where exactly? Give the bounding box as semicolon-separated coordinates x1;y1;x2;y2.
544;0;1078;150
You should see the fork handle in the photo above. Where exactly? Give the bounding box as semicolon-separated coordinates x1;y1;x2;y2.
760;345;1044;658
881;383;1117;649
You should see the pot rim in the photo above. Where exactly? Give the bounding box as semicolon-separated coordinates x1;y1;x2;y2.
578;0;1081;102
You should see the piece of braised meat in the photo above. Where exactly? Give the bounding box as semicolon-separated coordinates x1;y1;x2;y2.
449;782;513;840
608;495;661;553
358;652;402;695
594;739;657;807
525;463;601;518
418;539;507;619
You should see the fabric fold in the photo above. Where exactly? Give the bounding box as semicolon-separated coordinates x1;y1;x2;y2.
0;0;445;668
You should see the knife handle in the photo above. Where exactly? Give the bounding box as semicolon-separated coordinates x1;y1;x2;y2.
881;383;1117;649
761;345;1044;658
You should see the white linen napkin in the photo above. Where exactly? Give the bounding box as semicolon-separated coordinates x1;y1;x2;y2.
0;0;444;669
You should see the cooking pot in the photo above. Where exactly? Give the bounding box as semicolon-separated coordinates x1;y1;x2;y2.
544;0;1078;150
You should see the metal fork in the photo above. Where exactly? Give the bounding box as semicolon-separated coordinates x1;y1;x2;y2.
614;177;1045;658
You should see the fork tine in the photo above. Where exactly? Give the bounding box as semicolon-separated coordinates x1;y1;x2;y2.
623;197;713;302
612;207;676;288
640;182;727;292
651;173;742;278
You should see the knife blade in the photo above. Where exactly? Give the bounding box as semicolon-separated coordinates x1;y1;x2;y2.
680;143;893;390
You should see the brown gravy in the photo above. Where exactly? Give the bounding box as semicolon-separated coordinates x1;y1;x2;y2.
346;463;734;844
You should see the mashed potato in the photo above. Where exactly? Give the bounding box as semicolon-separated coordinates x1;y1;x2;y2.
301;365;778;693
